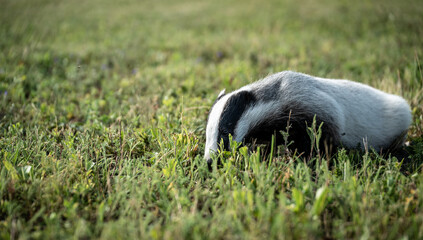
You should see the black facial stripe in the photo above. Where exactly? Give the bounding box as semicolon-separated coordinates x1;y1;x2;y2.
217;91;257;151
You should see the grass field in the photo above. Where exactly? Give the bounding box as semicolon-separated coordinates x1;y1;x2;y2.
1;0;423;239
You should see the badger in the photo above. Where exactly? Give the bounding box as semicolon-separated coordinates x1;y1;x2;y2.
204;71;412;164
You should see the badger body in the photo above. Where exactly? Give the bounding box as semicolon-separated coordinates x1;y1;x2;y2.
204;71;412;161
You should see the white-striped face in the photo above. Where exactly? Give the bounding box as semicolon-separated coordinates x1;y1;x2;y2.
204;89;262;161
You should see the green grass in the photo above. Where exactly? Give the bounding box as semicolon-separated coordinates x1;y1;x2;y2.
1;0;423;239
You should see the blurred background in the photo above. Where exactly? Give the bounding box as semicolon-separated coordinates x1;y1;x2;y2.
1;0;422;130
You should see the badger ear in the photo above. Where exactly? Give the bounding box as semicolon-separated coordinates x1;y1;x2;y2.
212;89;226;107
217;89;226;99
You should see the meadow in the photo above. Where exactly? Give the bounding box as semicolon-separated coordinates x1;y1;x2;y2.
1;0;423;239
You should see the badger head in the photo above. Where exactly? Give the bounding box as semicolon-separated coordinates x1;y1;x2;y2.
204;89;257;165
204;86;330;166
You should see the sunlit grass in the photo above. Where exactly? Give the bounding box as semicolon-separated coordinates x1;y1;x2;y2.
1;0;423;239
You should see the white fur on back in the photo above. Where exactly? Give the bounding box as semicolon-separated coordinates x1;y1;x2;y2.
308;74;411;150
